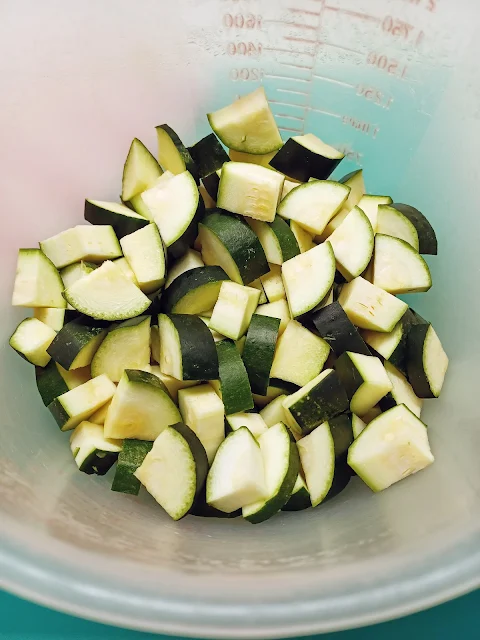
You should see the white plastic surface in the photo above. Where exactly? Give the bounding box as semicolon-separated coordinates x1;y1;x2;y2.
0;0;479;636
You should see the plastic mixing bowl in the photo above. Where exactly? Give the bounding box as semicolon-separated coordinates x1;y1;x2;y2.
1;0;479;636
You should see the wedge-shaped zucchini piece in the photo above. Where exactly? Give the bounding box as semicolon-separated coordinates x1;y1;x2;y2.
33;308;65;332
10;318;57;367
277;180;349;236
391;203;437;255
165;249;204;288
226;412;268;439
40;225;122;270
88;399;111;426
140;170;203;255
215;339;253;415
243;422;299;523
121;138;163;202
104;369;181;440
373;234;432;294
207;88;282;155
282;369;349;436
260;264;285;303
348;404;434;492
297;422;335;507
70;421;122;475
64;261;151;321
270;320;330;387
339;169;366;209
362;308;423;375
206;427;266;513
84;200;149;239
282;242;335;317
128;172;173;220
48;374;116;431
242;315;280;396
159;313;218;381
188;133;229;180
156;124;199;182
61;261;97;309
217;162;284;223
328;206;374;281
111;439;153;495
290;220;315;253
209;281;260;340
199;210;269;285
247;216;300;265
281;179;302;201
379;361;423;417
338;276;408;332
119;223;166;294
357;194;392;233
269;134;344;182
255;298;291;335
260;394;288;428
12;249;66;309
35;360;71;406
178;384;225;463
146;366;199;402
91;316;151;382
335;352;392;416
135;422;208;520
162;266;229;315
376;204;419;250
352;413;367;439
282;474;311;511
47;316;109;370
407;324;448;398
312;300;370;357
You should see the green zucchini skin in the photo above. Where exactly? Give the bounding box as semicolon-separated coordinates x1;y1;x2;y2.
242;315;281;395
35;360;69;406
323;458;353;503
80;450;120;476
391;203;438;255
312;301;371;357
269;137;343;182
84;200;149;239
188;134;229;180
170;422;209;500
156;124;199;184
47;316;109;370
286;370;349;434
269;216;300;262
167;195;205;260
161;266;229;314
281;482;311;512
200;210;269;284
112;439;154;495
329;413;354;459
406;324;436;398
167;314;219;381
216;339;254;414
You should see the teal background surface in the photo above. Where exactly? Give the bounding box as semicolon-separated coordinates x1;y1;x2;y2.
0;589;478;639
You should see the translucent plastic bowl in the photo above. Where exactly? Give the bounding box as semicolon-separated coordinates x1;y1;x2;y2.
1;1;479;637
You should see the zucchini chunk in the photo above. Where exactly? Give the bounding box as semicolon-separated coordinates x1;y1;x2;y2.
12;249;65;309
178;384;225;463
269;134;344;182
70;421;122;475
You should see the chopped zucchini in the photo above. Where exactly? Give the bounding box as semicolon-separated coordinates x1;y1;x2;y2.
89;399;112;426
352;413;367;439
48;374;116;431
282;474;311;511
135;422;208;520
282;242;335;317
64;261;151;321
260;394;288;428
254;298;291;335
216;339;254;414
281;179;302;201
247;216;300;265
61;261;97;309
209;281;260;340
407;324;448;398
91;316;151;382
207;88;282;155
188;133;229;180
40;225;122;269
243;422;299;523
269;134;344;182
12;249;65;309
357;194;392;233
297;422;335;507
311;301;370;357
290;221;315;253
270;320;330;387
338;169;366;210
338;276;408;332
33;307;65;332
162;266;229;315
260;264;286;303
121;138;162;201
156;124;199;182
380;361;423;418
328;206;374;280
226;412;268;439
376;205;419;250
282;369;349;436
335;352;392;416
229;148;279;166
242;315;280;395
10;318;57;367
111;439;153;495
165;249;204;288
178;384;225;463
348;404;434;492
146;366;199;403
217;162;284;223
119;224;166;294
372;234;432;294
199;210;269;284
70;421;122;475
206;427;266;513
84;200;149;239
391;203;438;255
47;315;108;370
